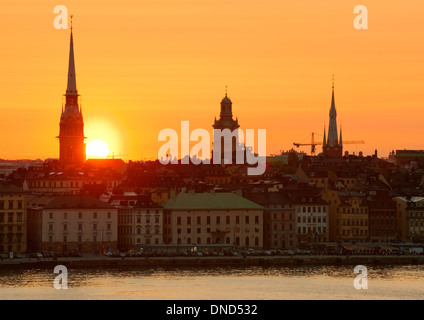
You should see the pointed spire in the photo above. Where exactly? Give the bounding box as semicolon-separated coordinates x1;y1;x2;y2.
327;75;338;146
323;125;327;146
339;125;343;147
66;15;77;96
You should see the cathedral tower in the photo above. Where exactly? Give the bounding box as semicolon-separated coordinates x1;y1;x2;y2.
58;25;86;168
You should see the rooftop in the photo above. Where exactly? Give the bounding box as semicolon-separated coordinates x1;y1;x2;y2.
164;192;263;211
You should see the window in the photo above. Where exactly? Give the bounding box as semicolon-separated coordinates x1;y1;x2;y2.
17;213;23;223
8;213;13;223
49;236;53;242
78;223;82;232
93;236;97;242
137;227;141;235
93;212;97;219
226;216;230;224
155;216;159;224
78;212;82;219
197;228;201;234
216;216;221;224
255;216;259;224
187;217;192;225
0;201;4;210
17;201;22;210
49;224;53;231
177;217;181;225
64;212;67;220
137;217;141;224
187;228;192;234
197;216;201;225
8;201;13;210
245;216;250;224
207;216;211;225
93;224;97;231
107;212;111;219
155;227;160;234
107;224;111;231
49;212;54;220
63;236;67;242
236;216;240;224
63;224;68;231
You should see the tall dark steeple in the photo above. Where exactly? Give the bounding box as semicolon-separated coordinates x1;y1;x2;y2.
58;19;86;168
212;88;241;164
323;75;343;158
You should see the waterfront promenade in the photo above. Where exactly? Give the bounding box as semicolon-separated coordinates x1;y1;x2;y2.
1;254;423;270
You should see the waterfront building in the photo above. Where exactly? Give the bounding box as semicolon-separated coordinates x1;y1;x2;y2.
0;184;27;254
163;190;264;249
27;195;118;254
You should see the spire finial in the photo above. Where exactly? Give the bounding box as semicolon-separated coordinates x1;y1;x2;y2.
225;85;228;97
332;74;335;89
70;15;73;32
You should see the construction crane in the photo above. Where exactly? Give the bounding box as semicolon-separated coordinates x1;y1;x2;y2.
293;132;365;156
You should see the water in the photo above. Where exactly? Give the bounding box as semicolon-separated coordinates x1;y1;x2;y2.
0;265;423;300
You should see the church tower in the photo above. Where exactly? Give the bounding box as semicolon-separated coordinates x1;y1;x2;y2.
58;23;86;168
212;89;241;164
322;76;343;158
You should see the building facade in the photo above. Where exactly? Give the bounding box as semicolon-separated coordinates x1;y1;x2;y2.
395;197;424;242
113;194;164;251
163;191;264;249
0;185;27;254
247;191;296;249
367;190;397;242
27;195;118;254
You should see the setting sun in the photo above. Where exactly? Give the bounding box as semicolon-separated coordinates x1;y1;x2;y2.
86;139;110;158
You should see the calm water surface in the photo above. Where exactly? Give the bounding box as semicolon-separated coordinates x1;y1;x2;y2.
0;265;423;300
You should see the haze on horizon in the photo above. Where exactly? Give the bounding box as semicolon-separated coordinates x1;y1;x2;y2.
0;0;423;161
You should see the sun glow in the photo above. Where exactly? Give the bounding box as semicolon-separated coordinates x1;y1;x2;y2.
86;140;110;158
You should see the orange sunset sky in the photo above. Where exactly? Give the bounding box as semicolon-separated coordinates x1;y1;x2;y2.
0;0;423;161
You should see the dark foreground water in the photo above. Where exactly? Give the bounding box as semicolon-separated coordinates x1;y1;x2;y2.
0;265;423;300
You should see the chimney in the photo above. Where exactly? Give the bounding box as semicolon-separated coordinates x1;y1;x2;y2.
170;189;176;199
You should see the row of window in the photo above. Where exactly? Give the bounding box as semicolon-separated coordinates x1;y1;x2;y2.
119;216;160;224
340;229;368;236
0;201;23;210
298;207;327;214
49;235;112;243
175;227;261;235
174;236;260;246
0;212;24;223
408;212;424;218
297;227;327;235
338;208;368;214
48;223;112;232
297;216;327;224
49;212;112;220
175;216;260;226
0;226;23;232
341;219;368;226
119;209;161;215
136;226;160;235
409;221;424;227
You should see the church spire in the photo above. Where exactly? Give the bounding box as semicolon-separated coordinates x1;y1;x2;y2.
323;125;327;146
66;15;78;97
327;74;338;146
339;125;343;147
